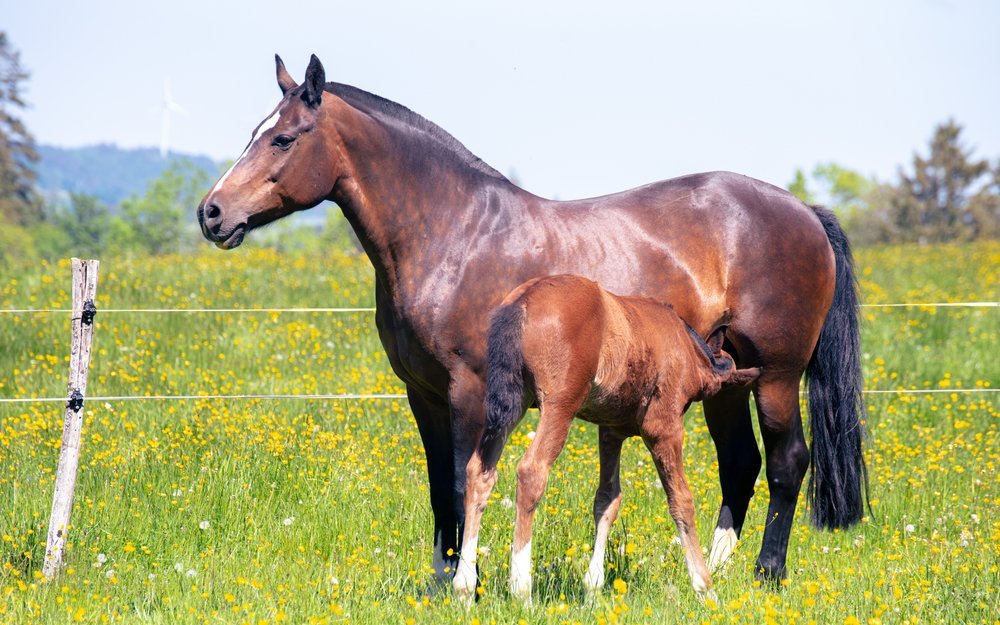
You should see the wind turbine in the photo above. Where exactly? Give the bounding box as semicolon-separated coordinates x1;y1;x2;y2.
159;78;188;158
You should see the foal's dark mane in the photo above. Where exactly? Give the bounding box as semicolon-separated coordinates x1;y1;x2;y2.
325;82;508;181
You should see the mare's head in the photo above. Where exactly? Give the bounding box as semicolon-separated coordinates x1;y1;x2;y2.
685;326;761;399
198;54;339;249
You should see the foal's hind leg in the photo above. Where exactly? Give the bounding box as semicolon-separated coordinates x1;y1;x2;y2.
584;426;626;594
704;386;760;571
510;399;580;602
454;393;524;603
641;401;713;596
753;375;810;583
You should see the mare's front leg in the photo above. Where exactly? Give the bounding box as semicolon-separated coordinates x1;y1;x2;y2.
641;400;713;597
408;386;459;588
584;426;627;594
703;386;760;571
510;399;579;602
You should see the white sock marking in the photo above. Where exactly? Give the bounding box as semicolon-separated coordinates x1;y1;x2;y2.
509;540;532;600
708;526;738;572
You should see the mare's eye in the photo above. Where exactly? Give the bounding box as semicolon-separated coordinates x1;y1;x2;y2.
272;134;295;149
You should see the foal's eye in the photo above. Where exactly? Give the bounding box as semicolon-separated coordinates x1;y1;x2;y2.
272;134;295;149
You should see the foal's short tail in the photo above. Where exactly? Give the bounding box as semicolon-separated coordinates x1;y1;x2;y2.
806;206;870;529
479;302;528;469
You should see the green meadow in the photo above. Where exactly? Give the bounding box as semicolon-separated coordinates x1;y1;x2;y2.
0;241;997;625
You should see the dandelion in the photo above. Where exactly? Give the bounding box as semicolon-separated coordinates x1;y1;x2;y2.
283;516;295;526
186;569;197;577
105;569;115;579
199;520;211;530
905;524;915;533
174;562;184;573
612;578;627;594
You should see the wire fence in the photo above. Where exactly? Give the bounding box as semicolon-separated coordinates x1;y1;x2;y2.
0;300;995;405
0;302;997;314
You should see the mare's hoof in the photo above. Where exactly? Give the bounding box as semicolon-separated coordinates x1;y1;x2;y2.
752;559;787;589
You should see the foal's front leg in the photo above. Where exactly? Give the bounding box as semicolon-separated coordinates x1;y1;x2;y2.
584;426;626;594
641;405;713;597
510;404;576;602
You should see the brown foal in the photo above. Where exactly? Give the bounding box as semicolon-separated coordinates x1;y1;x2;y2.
453;275;759;602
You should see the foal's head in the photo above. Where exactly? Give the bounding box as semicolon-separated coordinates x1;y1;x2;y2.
198;55;341;249
685;326;761;399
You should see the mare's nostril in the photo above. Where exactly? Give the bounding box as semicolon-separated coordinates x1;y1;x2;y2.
206;203;222;220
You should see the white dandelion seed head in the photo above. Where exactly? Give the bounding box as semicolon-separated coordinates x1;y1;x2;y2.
174;562;184;573
199;520;210;530
186;569;197;577
283;517;295;526
105;569;115;579
904;524;915;533
526;430;536;440
96;553;108;565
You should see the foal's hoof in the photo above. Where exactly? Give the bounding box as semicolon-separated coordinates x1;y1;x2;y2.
509;577;532;604
453;565;478;606
583;566;604;595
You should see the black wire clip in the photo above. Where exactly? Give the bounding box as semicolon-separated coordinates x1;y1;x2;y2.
68;388;85;413
82;299;97;326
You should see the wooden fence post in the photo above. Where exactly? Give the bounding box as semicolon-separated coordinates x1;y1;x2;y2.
42;258;100;580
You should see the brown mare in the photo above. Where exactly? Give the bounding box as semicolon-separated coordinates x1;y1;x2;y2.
453;275;761;602
198;55;867;589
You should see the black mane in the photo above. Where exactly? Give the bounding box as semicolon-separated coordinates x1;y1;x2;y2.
325;82;507;181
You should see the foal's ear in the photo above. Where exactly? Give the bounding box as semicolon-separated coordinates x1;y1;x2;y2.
707;326;727;358
302;54;326;108
275;54;298;95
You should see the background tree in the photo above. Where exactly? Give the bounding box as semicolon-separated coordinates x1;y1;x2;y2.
48;192;113;257
114;159;210;255
0;32;40;227
883;120;998;243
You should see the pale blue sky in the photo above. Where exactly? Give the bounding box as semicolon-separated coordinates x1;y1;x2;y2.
6;0;999;200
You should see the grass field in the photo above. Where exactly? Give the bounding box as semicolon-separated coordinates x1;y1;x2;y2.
0;241;997;624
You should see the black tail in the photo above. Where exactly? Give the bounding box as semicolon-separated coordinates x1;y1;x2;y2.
479;302;528;469
806;206;869;529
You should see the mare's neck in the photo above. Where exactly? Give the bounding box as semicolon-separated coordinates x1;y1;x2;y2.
327;101;520;293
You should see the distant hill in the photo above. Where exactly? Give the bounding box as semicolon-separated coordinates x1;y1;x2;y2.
34;144;222;207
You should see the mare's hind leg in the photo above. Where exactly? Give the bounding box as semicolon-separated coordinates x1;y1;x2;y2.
584;426;626;594
753;374;810;583
408;386;459;587
641;400;713;596
704;386;761;571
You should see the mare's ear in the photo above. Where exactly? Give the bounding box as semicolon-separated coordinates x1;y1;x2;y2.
302;54;326;108
276;54;297;95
